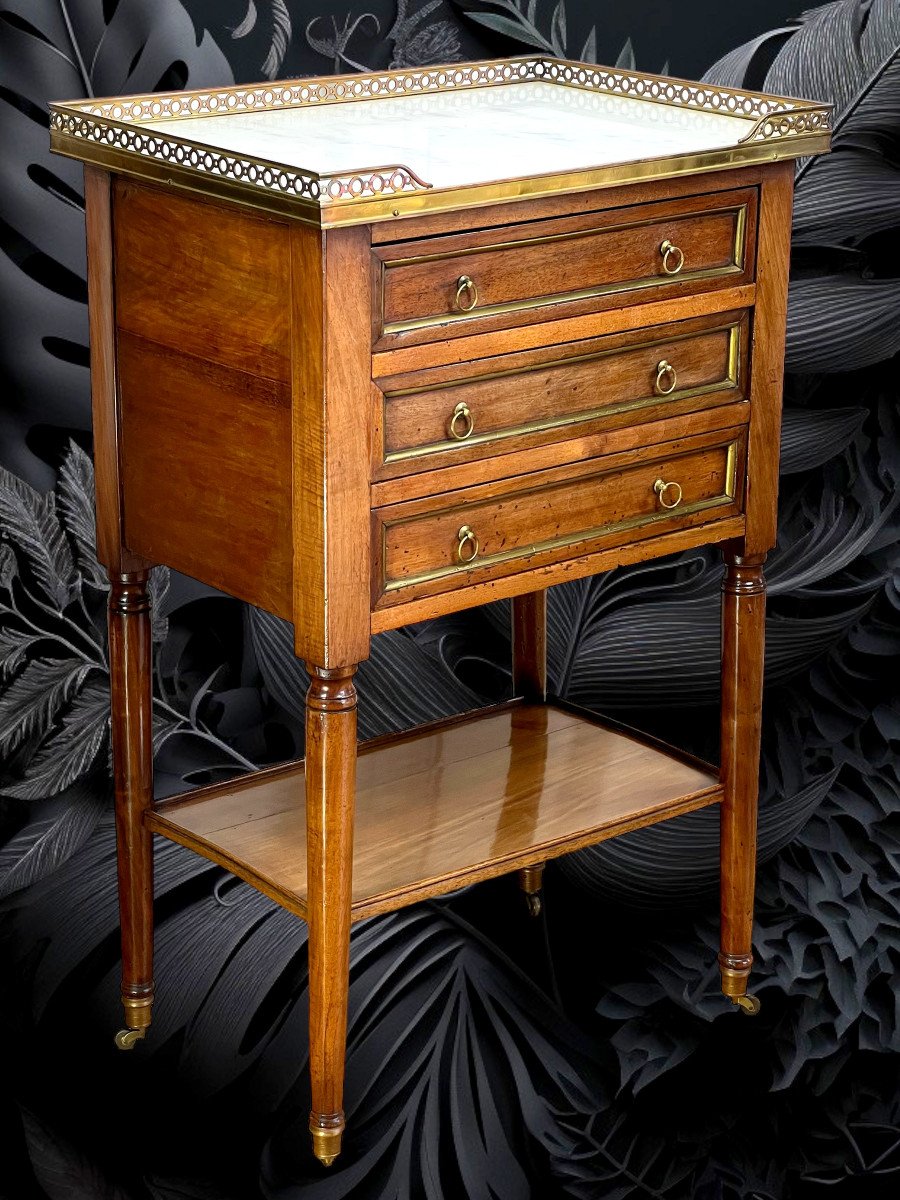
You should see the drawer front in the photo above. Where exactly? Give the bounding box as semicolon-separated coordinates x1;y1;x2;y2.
376;188;756;345
374;430;745;605
378;312;747;477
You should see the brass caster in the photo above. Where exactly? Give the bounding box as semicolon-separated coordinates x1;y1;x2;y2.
310;1120;342;1167
732;994;761;1016
114;1027;147;1049
525;891;542;918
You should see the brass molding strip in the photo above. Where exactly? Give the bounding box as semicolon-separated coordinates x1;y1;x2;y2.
381;438;740;592
382;323;743;463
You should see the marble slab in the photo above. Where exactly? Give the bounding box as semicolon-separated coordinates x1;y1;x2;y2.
145;81;757;190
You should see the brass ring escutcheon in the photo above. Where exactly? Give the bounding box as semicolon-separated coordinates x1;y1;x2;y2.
448;401;475;440
456;524;480;563
659;239;685;275
654;359;678;395
654;478;683;509
455;274;478;311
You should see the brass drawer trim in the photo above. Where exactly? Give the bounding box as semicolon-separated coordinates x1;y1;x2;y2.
380;441;739;593
382;322;741;464
380;204;748;336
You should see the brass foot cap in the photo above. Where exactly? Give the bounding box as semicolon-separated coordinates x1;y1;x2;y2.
731;994;761;1016
310;1123;342;1167
115;1027;147;1049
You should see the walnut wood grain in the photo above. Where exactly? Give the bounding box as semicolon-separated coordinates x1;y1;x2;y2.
373;427;746;607
374;188;757;350
371;400;750;507
371;283;757;377
719;554;766;1002
743;160;794;557
108;571;155;1036
114;180;291;381
291;224;372;667
371;514;746;632
375;311;748;479
512;592;547;702
305;665;357;1165
147;704;721;921
84;166;145;573
118;332;293;618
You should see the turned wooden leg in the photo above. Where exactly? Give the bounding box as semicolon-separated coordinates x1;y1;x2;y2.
305;664;357;1166
511;590;548;702
108;570;155;1048
719;553;765;1016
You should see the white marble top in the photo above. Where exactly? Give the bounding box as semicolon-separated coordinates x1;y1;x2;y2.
145;81;757;189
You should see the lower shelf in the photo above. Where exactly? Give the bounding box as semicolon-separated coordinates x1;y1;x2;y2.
148;702;721;921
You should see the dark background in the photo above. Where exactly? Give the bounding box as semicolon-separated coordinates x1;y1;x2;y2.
1;2;898;1198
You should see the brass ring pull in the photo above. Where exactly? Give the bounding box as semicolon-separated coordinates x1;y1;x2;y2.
654;478;683;509
448;401;474;440
455;275;478;312
456;524;479;563
660;239;685;275
654;359;678;395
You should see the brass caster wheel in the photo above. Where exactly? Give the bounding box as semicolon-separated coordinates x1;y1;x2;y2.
525;891;542;918
731;994;761;1016
115;1027;147;1049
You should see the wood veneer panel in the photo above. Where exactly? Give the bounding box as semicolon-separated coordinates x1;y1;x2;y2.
119;333;292;617
148;704;721;920
113;180;291;381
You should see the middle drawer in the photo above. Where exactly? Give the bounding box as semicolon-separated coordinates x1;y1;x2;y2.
374;310;748;480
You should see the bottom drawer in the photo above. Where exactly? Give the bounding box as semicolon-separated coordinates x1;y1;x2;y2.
373;428;745;605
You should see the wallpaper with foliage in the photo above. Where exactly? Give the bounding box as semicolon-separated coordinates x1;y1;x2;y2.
1;1;899;1197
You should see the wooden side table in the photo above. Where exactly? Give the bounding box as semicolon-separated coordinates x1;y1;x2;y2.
50;57;830;1165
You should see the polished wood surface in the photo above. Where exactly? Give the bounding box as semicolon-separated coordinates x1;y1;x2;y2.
375;188;757;349
108;571;155;1038
84;167;145;574
372;283;757;378
376;311;747;478
374;428;745;606
719;554;766;1003
743;160;794;558
118;332;293;617
114;180;291;381
305;665;357;1165
291;224;372;667
149;704;721;921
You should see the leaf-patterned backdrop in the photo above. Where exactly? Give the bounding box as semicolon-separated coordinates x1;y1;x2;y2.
1;2;898;1197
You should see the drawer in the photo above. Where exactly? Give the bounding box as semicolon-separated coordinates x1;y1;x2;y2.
374;188;757;348
373;428;745;606
376;311;748;478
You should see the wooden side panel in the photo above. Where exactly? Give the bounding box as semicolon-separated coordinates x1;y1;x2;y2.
119;333;293;617
743;161;794;555
291;224;372;667
114;180;291;381
84;166;146;572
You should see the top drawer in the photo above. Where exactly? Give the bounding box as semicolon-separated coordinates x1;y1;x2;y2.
374;187;757;349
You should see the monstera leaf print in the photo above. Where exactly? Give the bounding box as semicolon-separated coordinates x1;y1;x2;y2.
0;0;232;486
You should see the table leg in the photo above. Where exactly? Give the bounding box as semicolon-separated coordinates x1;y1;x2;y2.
719;552;765;1016
108;570;155;1048
305;664;357;1166
512;592;548;911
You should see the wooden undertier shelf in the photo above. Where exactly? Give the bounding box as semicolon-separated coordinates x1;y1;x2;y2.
147;704;721;921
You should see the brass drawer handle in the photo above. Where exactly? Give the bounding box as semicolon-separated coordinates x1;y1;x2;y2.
654;478;683;509
456;524;480;563
448;401;475;440
455;275;479;312
655;359;678;395
660;239;685;275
